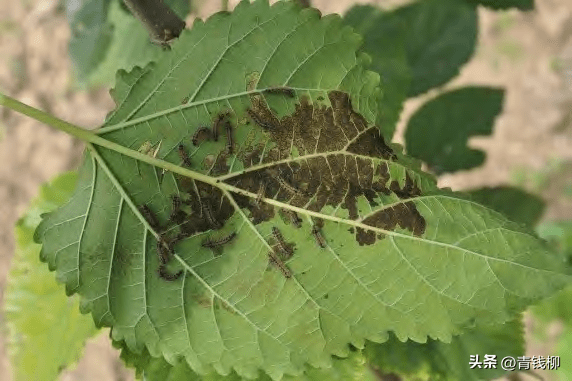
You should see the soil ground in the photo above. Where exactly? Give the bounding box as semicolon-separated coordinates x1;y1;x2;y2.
1;0;572;380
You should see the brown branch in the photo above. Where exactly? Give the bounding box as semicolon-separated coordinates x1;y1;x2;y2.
122;0;185;46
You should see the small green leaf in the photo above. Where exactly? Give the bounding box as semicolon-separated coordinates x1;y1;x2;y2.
35;1;570;379
405;86;504;174
464;0;534;11
384;0;478;97
365;318;525;381
4;172;99;381
465;186;545;227
344;5;411;137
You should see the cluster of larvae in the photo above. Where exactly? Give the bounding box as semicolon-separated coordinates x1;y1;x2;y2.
141;86;328;281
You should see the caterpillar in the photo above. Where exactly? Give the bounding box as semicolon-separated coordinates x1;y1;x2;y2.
225;120;234;154
191;126;212;146
156;239;171;264
178;144;192;167
276;176;307;197
203;201;222;229
181;96;189;104
201;232;237;248
311;225;326;248
169;195;181;221
268;251;292;279
272;227;293;257
255;180;266;207
264;86;295;98
158;263;183;281
212;112;230;142
140;204;160;230
246;108;274;130
282;209;301;228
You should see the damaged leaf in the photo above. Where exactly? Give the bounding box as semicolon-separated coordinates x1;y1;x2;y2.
35;1;570;380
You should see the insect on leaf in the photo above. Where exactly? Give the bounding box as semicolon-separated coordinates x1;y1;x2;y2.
35;1;571;380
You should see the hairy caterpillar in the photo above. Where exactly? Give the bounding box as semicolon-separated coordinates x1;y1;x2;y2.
272;227;293;257
276;176;307;197
203;201;222;229
169;195;181;221
212;112;230;141
178;144;192;167
140;204;160;230
156;239;171;264
225;120;234;154
311;225;326;248
281;209;301;228
246;108;274;130
264;86;295;98
255;180;266;207
192;127;212;146
268;251;292;279
201;232;237;248
158;263;183;281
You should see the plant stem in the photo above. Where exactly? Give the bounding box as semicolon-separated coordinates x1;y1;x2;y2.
122;0;185;45
0;93;215;186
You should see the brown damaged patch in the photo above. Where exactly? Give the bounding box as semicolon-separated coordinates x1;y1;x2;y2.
222;90;426;246
356;202;426;246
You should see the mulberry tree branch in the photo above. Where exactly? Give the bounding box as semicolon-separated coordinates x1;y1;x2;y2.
122;0;185;45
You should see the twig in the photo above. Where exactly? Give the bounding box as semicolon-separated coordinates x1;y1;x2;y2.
122;0;185;46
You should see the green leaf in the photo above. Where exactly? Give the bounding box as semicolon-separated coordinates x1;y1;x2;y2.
35;1;570;379
464;0;534;11
465;186;545;227
558;327;572;379
69;0;191;87
344;5;411;137
530;221;572;324
117;340;377;381
4;172;99;381
385;0;477;97
68;0;114;83
405;86;504;174
365;318;525;381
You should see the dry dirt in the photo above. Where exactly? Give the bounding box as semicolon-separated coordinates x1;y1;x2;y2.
1;0;572;380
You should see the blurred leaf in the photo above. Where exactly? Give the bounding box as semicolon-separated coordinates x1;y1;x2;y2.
466;186;545;227
344;5;411;137
530;221;572;324
383;0;478;97
365;318;525;381
67;0;114;82
464;0;534;11
405;86;504;174
68;0;191;87
4;171;99;381
117;340;377;381
558;328;572;379
86;1;164;87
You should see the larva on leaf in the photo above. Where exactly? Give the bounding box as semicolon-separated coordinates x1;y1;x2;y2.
178;144;192;167
263;86;295;98
311;225;326;248
268;251;292;279
272;227;293;257
158;264;183;281
140;204;160;230
192;127;212;146
202;232;237;248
